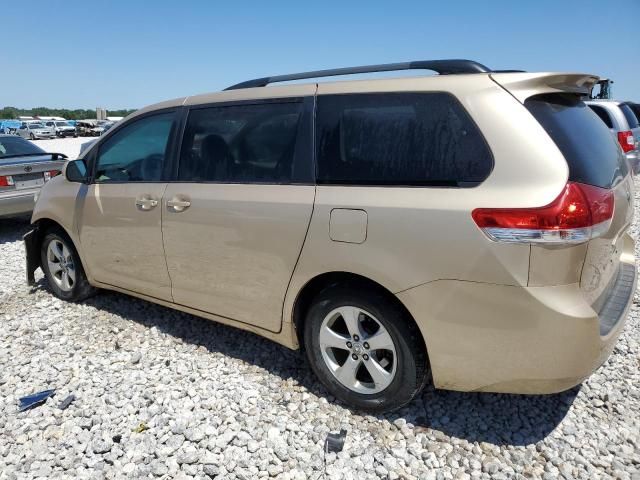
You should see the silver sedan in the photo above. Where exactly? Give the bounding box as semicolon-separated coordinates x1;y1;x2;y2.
0;135;66;218
16;122;55;140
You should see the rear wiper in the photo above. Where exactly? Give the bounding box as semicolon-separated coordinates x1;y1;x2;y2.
0;152;68;160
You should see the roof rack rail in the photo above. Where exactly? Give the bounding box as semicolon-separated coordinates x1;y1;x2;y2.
225;59;492;90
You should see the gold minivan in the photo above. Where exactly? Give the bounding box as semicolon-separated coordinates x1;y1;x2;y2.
25;60;636;412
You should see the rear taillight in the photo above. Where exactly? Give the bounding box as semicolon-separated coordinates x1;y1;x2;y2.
0;175;15;187
618;131;636;153
44;170;60;181
472;182;614;244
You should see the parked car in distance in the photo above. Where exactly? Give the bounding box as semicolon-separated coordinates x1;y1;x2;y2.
586;100;640;173
75;120;110;137
0;135;66;218
44;120;77;138
92;121;115;136
16;122;55;140
75;120;97;137
24;60;636;412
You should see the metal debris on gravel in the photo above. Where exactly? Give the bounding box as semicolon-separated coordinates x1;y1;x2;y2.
1;181;639;479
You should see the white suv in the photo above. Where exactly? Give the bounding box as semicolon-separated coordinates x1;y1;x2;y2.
44;120;77;138
586;100;640;173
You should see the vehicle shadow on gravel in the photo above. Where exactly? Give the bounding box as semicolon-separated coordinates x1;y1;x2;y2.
406;385;578;446
0;217;31;244
35;283;578;448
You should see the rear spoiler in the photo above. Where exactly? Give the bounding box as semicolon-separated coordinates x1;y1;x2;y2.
0;152;68;161
489;72;600;103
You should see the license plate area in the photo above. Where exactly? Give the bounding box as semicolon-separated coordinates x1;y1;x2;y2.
14;172;44;189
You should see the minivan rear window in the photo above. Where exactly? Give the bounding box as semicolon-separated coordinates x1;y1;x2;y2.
525;94;627;189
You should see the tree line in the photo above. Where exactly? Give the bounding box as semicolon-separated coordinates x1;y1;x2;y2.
0;106;136;120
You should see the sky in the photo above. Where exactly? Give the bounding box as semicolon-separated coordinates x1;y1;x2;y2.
2;0;639;110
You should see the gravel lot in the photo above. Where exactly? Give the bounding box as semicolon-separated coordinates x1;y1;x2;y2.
0;181;639;480
30;136;93;159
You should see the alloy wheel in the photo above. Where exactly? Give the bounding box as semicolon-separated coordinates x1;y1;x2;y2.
319;306;397;394
46;239;76;292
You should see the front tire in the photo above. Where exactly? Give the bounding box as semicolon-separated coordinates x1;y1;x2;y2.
40;228;96;302
304;285;429;413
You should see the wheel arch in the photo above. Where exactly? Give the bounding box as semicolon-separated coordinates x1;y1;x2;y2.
291;271;427;356
29;217;87;279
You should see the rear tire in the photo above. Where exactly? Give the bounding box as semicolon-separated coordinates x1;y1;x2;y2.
40;228;96;302
304;284;429;413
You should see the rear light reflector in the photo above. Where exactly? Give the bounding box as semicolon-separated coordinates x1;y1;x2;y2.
618;131;636;153
0;175;15;187
44;170;60;181
472;182;614;244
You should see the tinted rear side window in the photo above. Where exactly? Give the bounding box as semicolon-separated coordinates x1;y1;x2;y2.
620;104;640;129
316;93;493;187
526;94;627;189
627;103;640;123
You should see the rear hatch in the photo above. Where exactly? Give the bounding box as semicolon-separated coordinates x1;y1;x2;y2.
526;94;633;312
490;74;634;318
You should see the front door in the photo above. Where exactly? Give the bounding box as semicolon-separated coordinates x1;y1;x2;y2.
78;111;177;300
161;96;315;332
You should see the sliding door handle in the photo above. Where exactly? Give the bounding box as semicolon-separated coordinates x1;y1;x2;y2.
167;198;191;212
135;197;158;210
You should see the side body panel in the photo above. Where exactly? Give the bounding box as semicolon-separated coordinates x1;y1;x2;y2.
31;173;85;259
77;182;172;300
162;183;315;332
283;75;569;331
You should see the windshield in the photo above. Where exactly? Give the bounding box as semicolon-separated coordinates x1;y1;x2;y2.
55;121;70;127
29;123;44;129
0;136;46;159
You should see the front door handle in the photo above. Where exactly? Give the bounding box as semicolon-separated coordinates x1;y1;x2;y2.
167;197;191;212
135;196;158;211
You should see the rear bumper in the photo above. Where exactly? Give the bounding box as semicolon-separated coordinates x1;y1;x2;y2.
397;240;636;394
626;151;640;175
0;190;37;218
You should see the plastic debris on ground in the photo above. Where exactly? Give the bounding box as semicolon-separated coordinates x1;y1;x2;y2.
325;429;347;453
18;389;56;412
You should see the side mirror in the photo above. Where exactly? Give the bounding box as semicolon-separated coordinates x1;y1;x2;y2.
65;159;88;183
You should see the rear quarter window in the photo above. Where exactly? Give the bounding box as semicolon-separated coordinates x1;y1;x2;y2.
315;93;493;187
526;94;627;189
620;104;640;129
588;105;613;128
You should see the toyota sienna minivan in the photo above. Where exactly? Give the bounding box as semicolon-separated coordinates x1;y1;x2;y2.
24;60;636;412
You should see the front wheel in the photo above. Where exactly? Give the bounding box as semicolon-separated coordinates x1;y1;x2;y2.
304;285;429;413
30;133;36;140
40;228;96;301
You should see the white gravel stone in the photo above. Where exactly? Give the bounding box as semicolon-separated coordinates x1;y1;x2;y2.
1;178;640;479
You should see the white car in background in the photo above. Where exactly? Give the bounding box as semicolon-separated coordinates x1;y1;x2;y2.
44;120;77;138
